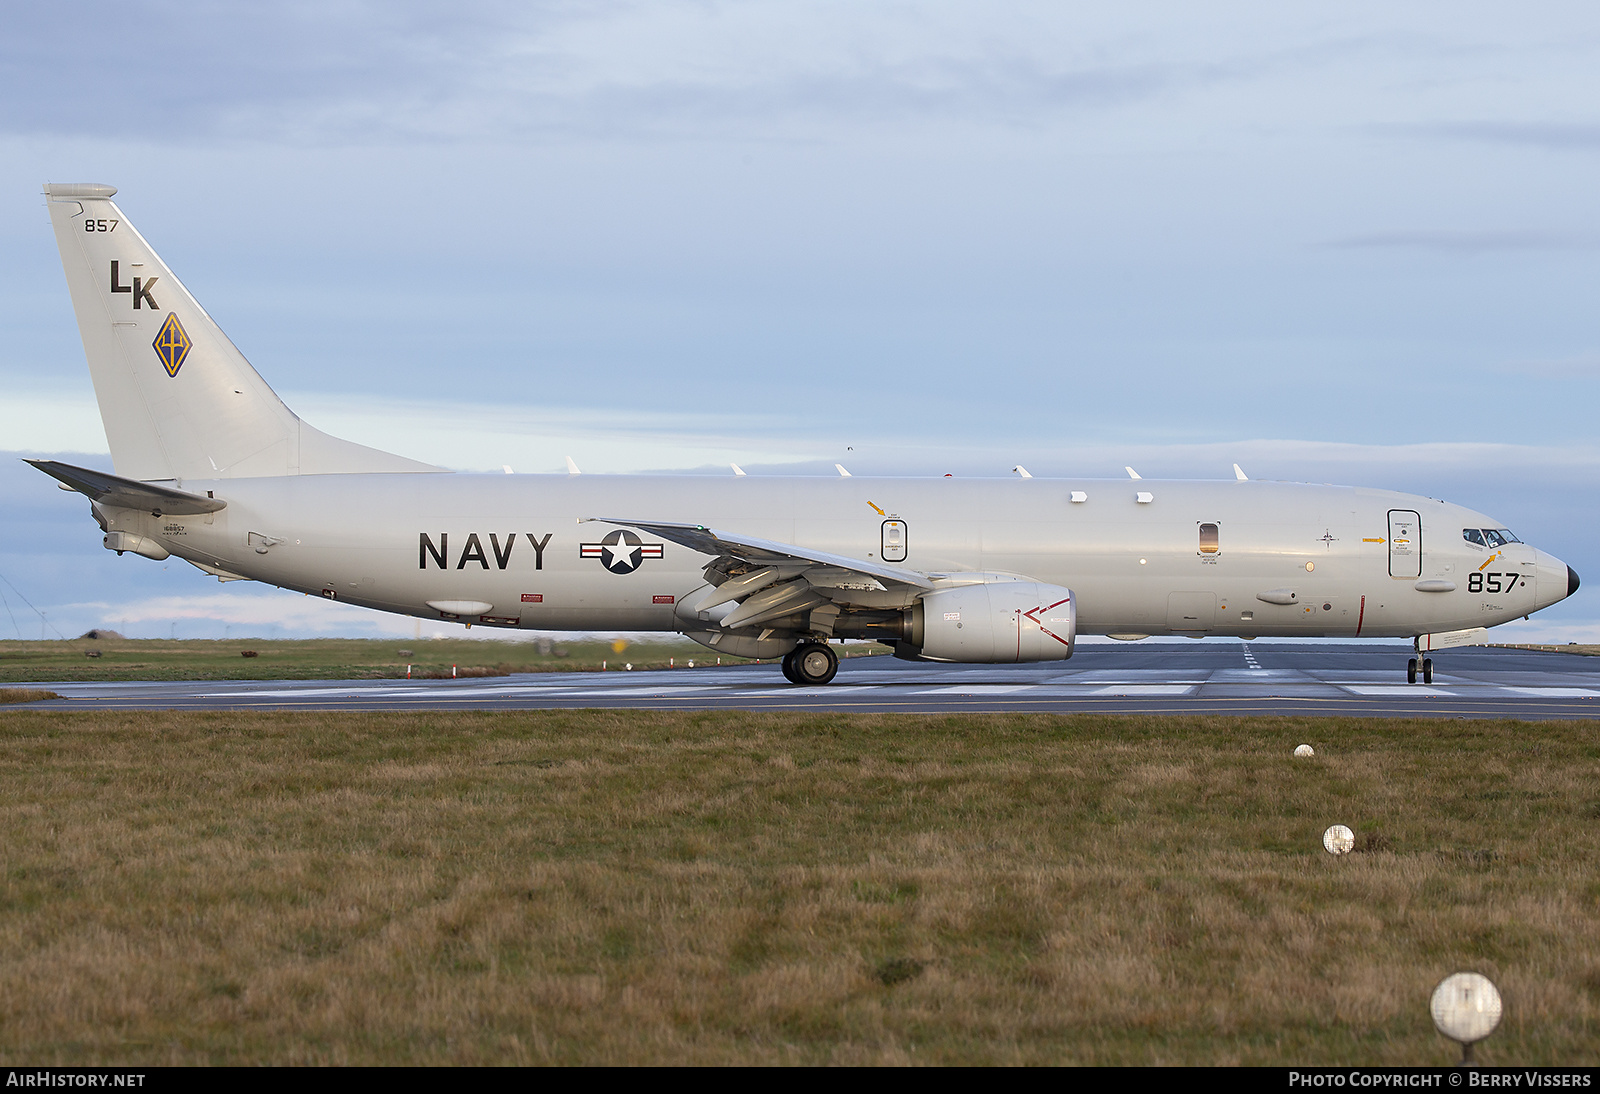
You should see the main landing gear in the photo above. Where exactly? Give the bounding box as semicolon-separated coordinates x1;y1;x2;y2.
782;642;839;686
1407;656;1433;685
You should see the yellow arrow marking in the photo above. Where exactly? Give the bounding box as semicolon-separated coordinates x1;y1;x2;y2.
1479;553;1499;572
1362;537;1385;543
866;500;886;516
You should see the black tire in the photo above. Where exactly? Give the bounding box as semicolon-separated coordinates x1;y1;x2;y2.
1407;657;1418;684
791;642;839;685
780;649;803;684
1422;658;1434;685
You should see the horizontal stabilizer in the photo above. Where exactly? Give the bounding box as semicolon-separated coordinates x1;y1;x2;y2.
26;458;225;515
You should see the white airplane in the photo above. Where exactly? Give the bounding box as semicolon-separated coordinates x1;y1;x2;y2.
30;184;1580;686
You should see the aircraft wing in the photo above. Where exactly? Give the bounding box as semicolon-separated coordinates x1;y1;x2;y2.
587;518;933;591
26;458;226;515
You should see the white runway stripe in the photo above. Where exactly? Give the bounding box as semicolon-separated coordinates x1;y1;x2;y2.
1498;687;1600;698
729;686;883;697
569;686;723;697
1342;686;1458;697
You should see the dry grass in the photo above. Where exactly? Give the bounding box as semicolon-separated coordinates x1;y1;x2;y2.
0;710;1596;1065
0;689;57;705
0;637;886;683
1494;644;1600;658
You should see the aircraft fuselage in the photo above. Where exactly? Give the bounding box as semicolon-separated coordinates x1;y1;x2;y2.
98;471;1570;640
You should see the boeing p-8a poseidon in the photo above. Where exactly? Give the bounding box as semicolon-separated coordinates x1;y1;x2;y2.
30;184;1580;685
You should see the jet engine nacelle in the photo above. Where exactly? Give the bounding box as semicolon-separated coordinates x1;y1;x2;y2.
913;581;1076;663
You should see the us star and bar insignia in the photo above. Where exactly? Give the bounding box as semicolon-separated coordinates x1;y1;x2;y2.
580;529;664;574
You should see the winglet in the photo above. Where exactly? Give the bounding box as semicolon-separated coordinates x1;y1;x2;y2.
565;456;581;475
1233;463;1249;481
731;463;746;476
1013;465;1032;479
1125;466;1141;480
834;463;851;477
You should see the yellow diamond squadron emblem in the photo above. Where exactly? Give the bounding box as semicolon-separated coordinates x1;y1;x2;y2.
152;312;191;377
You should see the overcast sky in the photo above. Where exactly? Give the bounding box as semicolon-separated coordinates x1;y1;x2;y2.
3;2;1598;641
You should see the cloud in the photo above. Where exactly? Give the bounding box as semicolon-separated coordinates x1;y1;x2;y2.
44;588;617;643
0;3;1304;146
1321;229;1600;253
0;386;108;457
1397;120;1600;151
1501;352;1600;376
285;393;825;474
62;589;400;636
15;379;1600;481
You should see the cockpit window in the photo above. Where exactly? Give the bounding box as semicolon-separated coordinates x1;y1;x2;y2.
1465;527;1522;547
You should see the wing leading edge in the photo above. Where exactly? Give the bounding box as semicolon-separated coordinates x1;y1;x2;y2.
587;518;932;591
585;517;932;634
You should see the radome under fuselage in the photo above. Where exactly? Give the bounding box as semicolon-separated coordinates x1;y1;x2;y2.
97;471;1571;640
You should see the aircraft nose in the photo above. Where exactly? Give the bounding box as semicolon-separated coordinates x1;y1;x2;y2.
1531;549;1577;609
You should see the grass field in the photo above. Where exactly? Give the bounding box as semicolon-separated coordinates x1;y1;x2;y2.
0;635;885;683
0;709;1595;1065
1494;644;1600;657
0;637;1578;685
0;689;55;705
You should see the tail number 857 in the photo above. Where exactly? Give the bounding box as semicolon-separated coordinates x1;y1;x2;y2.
1468;572;1521;594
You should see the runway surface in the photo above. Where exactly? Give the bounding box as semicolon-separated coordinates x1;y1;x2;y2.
17;642;1600;718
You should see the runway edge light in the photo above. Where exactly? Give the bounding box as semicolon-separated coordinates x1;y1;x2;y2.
1430;972;1502;1065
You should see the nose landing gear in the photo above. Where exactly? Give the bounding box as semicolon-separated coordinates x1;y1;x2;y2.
782;642;839;685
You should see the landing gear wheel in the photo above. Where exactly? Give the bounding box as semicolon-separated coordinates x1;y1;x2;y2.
780;650;804;684
787;642;839;686
1407;657;1418;684
1422;658;1434;685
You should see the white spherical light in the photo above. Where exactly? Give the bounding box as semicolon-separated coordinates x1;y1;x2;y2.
1294;744;1315;757
1323;824;1354;854
1431;973;1502;1045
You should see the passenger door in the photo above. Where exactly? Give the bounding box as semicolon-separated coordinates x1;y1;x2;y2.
1388;510;1421;578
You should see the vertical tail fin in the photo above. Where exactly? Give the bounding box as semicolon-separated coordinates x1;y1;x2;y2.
43;183;440;481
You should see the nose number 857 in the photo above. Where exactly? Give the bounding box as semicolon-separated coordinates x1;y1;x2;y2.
1468;572;1520;594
